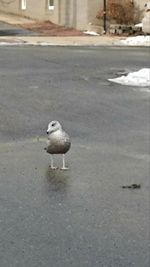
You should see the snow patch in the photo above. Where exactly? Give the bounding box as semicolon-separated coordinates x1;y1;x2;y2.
135;23;143;27
108;68;150;87
0;42;24;46
118;35;150;46
84;31;99;36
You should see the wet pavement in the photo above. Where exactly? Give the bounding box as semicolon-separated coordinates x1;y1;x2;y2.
0;21;39;36
0;46;149;267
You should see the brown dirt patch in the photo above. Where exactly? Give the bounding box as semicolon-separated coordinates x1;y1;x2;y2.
19;20;86;36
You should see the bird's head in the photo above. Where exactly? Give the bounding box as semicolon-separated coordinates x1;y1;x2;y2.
47;120;62;135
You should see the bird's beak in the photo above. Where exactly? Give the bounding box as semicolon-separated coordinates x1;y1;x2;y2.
47;131;49;134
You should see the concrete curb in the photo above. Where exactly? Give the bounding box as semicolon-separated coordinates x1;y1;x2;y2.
0;35;125;46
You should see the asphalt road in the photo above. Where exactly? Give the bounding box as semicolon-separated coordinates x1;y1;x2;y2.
0;46;149;267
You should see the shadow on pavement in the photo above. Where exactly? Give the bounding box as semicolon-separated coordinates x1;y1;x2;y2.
45;166;70;193
0;21;40;36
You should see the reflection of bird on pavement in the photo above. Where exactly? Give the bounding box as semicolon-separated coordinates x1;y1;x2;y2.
46;120;71;170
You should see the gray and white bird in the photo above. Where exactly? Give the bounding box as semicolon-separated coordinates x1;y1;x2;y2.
46;120;71;170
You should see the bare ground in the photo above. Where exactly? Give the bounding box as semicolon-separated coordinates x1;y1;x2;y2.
19;20;86;36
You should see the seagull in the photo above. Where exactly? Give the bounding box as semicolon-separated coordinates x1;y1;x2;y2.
46;120;71;170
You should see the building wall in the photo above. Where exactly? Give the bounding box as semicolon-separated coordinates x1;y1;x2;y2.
59;0;89;30
88;0;103;23
0;0;88;30
0;0;19;14
76;0;88;29
59;0;74;27
57;0;89;30
19;0;59;22
0;0;60;22
134;0;146;11
0;0;147;30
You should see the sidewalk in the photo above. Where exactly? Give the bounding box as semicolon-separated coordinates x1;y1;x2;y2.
0;35;124;46
0;11;123;46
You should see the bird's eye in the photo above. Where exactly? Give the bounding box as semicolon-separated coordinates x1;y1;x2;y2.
51;122;56;127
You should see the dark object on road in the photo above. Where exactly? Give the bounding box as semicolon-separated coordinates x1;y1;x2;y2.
121;184;141;189
46;121;71;170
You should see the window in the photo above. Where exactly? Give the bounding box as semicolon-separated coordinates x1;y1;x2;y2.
48;0;54;10
21;0;27;10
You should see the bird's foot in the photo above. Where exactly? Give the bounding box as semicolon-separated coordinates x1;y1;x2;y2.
49;166;58;170
60;166;69;171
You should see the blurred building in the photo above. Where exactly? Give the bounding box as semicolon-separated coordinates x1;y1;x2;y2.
0;0;147;30
142;1;150;33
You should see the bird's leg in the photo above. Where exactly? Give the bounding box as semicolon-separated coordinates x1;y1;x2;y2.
61;154;69;170
50;155;57;169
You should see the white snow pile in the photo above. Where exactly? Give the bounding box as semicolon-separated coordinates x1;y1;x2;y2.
118;35;150;46
0;40;25;46
108;68;150;87
84;31;99;36
135;23;143;27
